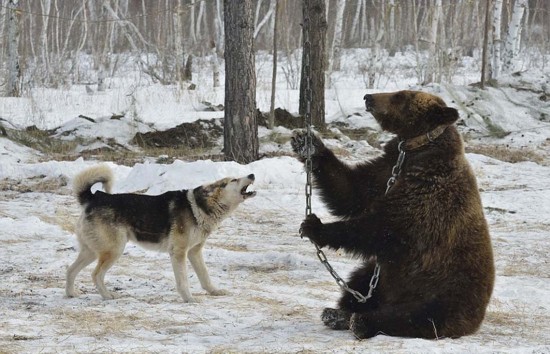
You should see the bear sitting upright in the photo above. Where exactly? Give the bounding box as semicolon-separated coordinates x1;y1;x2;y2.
291;90;495;339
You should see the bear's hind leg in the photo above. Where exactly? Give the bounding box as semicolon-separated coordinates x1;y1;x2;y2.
349;299;446;339
322;263;379;330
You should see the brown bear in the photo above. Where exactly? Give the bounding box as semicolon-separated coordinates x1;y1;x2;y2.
291;90;495;339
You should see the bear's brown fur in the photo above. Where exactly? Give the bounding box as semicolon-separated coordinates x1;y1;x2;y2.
291;90;495;339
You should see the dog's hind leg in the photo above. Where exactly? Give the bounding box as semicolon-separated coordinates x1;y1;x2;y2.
66;244;96;297
92;248;123;300
170;249;197;303
188;243;227;296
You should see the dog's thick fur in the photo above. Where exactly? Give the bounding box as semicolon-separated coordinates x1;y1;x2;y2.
66;164;256;302
291;90;494;339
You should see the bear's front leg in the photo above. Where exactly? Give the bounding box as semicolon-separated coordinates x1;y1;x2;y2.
299;213;328;247
290;130;327;162
300;213;381;255
321;307;352;330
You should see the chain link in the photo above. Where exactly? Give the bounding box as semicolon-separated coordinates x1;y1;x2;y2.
302;0;378;304
385;141;406;195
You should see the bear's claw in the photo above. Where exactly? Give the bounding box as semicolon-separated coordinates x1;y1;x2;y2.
291;131;325;160
321;308;351;330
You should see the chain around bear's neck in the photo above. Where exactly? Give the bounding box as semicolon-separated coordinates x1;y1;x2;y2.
385;125;448;195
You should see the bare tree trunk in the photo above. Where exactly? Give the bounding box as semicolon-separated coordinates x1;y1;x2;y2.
40;0;52;85
480;0;492;88
423;0;442;85
328;0;345;76
174;1;184;83
196;0;206;43
211;41;220;88
360;0;367;46
254;0;276;39
491;0;504;79
189;0;196;45
269;0;280;129
215;0;224;52
5;0;21;97
367;13;385;88
299;0;327;130
502;0;527;73
223;0;258;164
388;0;396;56
350;0;363;44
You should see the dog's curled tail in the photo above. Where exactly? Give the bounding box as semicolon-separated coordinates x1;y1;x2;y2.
73;164;114;205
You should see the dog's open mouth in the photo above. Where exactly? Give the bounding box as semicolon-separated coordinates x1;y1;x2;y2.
241;184;256;199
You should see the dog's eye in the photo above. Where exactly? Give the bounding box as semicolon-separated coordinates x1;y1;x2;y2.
231;179;238;182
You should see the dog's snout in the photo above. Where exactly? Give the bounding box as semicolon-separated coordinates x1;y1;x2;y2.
248;174;255;181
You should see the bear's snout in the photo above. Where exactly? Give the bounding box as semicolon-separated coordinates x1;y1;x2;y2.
364;94;374;111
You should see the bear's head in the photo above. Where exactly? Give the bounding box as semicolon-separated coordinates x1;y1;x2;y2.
364;90;459;139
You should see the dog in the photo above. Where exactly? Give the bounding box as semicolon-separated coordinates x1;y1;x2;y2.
65;164;256;302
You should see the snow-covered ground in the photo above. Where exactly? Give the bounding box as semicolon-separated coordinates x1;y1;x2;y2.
1;52;549;353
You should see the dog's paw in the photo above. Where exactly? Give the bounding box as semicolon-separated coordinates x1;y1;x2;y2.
299;214;326;246
349;312;375;339
321;308;351;330
65;287;80;298
183;296;199;303
208;288;229;296
100;291;117;300
291;130;325;161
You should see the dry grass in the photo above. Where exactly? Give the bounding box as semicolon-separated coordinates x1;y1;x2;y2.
465;144;545;164
0;175;70;194
10;128;79;156
482;299;549;342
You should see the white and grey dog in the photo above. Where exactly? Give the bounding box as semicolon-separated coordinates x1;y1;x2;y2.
66;164;256;302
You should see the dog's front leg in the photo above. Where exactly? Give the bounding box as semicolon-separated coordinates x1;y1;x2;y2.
170;250;196;303
188;244;228;296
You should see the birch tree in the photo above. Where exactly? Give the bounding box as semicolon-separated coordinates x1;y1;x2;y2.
328;0;346;76
223;0;258;163
269;0;280;129
387;0;396;56
5;0;21;97
502;0;528;73
481;0;492;88
349;0;364;45
174;1;184;83
422;0;442;85
491;0;504;79
254;0;276;39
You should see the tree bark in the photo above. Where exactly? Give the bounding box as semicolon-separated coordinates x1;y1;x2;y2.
422;0;442;85
480;0;492;89
223;0;258;164
269;0;280;129
299;0;327;130
6;0;21;97
491;0;504;79
328;0;345;74
502;0;527;73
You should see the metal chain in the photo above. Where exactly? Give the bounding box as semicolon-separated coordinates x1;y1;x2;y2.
302;0;379;304
385;141;406;195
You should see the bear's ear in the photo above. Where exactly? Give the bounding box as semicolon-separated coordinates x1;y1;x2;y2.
428;106;459;125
